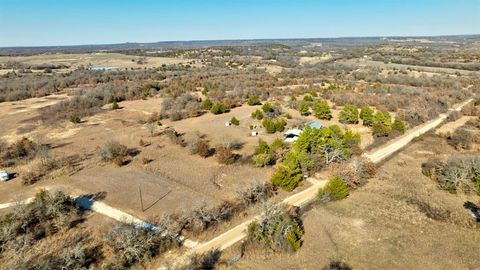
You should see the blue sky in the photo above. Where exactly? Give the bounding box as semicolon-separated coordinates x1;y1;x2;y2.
0;0;479;47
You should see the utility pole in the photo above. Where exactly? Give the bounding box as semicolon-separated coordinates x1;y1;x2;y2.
139;186;144;212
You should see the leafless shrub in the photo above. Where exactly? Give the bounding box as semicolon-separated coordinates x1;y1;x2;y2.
437;155;480;194
9;232;101;270
100;141;129;166
424;155;480;194
333;157;376;188
0;190;81;253
447;110;462;122
147;112;161;123
323;261;353;270
215;146;236;164
447;128;473;150
181;202;237;233
103;222;180;268
461;103;478;116
237;181;275;207
178;249;222;270
0;139;6;152
421;157;445;178
0;137;38;167
21;156;60;185
142;157;152;164
189;138;211;158
465;117;480;130
163;128;187;147
146;122;157;137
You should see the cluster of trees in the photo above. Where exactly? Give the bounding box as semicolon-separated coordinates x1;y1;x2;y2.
165;128;238;165
371;50;480;71
422;155;480;195
0;181;274;269
40;82;153;123
296;95;333;121
0;189;186;269
201;98;230;115
0;68;165;102
358;106;406;137
103;222;180;268
326;85;475;129
271;126;361;191
262;118;287;134
160;94;203;120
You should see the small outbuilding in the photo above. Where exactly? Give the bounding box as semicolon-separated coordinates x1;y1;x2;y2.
0;171;10;182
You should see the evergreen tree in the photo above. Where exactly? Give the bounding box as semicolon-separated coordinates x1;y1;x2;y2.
230;117;240;126
392;117;406;134
313;100;332;120
247;95;262;106
298;100;310;116
339;105;359;124
372;111;392;137
202;99;213;110
359;106;375;126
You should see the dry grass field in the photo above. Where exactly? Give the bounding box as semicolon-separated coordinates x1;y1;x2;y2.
0;52;196;74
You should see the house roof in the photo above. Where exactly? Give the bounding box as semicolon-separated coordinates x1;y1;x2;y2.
306;121;323;129
284;129;303;136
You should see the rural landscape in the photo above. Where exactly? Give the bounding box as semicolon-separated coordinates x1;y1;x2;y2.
1;1;479;270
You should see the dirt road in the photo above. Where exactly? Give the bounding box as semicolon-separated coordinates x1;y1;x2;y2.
363;98;473;163
0;197;34;209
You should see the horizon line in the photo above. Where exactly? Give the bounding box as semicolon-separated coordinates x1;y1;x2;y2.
2;33;479;49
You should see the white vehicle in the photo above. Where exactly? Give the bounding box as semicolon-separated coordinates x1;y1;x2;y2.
0;171;9;182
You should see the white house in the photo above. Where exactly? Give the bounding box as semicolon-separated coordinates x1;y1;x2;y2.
284;129;303;143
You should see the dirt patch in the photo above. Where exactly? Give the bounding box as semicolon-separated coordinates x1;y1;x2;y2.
436;116;476;136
